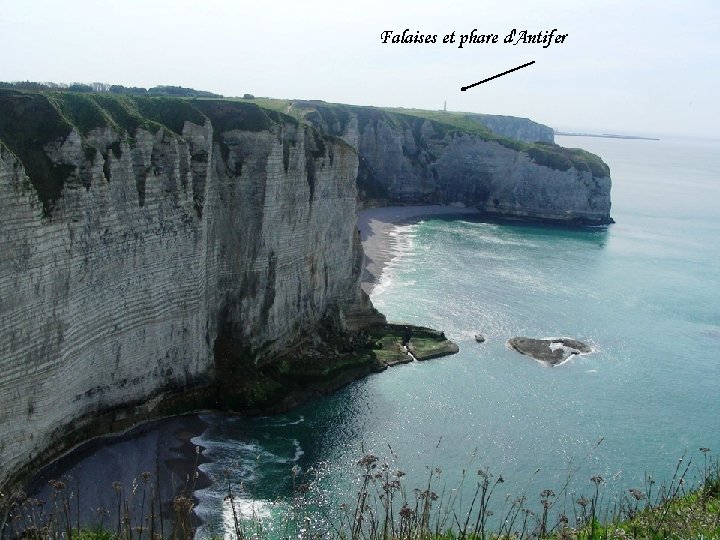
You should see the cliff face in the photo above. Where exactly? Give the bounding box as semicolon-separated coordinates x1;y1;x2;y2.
466;113;554;144
289;101;612;225
0;93;379;491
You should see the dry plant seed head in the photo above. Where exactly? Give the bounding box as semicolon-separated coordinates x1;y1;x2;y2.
357;454;378;467
399;505;414;519
173;495;194;512
141;471;152;482
590;475;604;485
48;480;65;491
576;496;589;508
699;447;711;453
541;489;555;498
629;488;646;501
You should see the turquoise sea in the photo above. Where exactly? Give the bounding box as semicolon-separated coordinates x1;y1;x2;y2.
192;134;720;537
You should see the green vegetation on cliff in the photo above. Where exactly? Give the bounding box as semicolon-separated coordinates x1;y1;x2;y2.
0;90;75;211
0;90;309;215
528;141;610;178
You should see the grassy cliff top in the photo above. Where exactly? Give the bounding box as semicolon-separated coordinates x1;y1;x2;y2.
0;89;297;138
0;90;301;214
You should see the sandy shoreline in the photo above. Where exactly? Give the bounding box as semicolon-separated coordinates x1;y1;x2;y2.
357;205;481;294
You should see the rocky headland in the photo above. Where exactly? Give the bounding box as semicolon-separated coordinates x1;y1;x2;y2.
259;99;613;226
0;89;611;502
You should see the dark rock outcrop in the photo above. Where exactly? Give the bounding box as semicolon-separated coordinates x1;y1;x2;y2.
507;337;592;366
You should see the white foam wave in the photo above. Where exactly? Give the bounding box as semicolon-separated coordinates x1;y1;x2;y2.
195;494;276;540
540;337;598;355
469;233;539;248
292;439;304;462
254;414;305;427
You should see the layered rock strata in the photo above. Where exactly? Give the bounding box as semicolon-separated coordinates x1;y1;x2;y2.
0;93;385;494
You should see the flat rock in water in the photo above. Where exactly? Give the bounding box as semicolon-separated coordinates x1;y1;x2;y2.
507;337;591;366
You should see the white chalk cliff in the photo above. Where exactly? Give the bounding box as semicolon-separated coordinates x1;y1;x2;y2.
0;94;379;492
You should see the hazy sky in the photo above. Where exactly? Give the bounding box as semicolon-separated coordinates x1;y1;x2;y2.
2;0;718;137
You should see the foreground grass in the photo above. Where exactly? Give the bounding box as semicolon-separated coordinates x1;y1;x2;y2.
4;449;718;539
571;472;720;540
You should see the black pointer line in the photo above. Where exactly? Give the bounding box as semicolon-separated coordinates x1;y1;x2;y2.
461;60;536;91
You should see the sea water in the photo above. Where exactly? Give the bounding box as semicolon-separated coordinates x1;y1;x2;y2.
192;134;720;537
